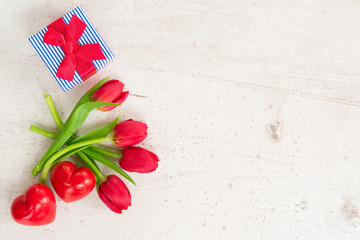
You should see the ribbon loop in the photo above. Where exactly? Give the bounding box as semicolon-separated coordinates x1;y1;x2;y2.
43;15;106;81
43;28;65;46
65;15;87;43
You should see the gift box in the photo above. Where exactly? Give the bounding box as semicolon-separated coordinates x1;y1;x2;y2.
29;6;115;92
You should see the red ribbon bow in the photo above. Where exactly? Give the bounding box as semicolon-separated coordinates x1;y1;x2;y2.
43;15;106;81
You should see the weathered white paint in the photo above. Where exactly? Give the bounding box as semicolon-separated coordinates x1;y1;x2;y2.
1;0;360;239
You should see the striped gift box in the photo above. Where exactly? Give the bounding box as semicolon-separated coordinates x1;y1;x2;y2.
29;6;115;92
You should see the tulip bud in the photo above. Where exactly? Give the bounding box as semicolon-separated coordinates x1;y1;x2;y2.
97;175;131;214
120;146;159;173
91;80;129;111
112;119;148;148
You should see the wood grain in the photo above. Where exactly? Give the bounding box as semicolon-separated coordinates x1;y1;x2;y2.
1;0;360;239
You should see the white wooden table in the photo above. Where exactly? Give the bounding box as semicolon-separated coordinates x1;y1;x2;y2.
1;0;360;239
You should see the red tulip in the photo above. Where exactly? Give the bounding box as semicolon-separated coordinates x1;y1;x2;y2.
120;146;159;173
112;119;148;148
91;80;129;111
50;161;96;203
11;184;56;226
97;175;131;214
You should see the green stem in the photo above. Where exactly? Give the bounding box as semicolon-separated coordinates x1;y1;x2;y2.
42;94;103;177
84;150;135;185
67;76;110;121
51;145;90;166
31;98;120;175
43;94;63;129
30;125;56;139
30;125;102;182
30;125;121;158
90;146;121;158
31;125;135;185
75;151;103;182
39;137;111;184
43;93;120;158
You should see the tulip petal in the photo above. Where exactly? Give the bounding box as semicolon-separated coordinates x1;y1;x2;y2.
98;191;123;214
113;132;148;148
91;80;124;103
120;146;159;173
98;175;131;214
114;91;129;105
99;91;129;112
112;120;148;148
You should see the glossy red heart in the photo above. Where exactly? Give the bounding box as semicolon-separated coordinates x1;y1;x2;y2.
11;184;56;226
50;161;95;203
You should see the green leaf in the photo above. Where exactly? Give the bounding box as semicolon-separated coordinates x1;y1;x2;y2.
40;137;110;184
31;101;121;176
68;76;110;120
41;92;103;180
84;149;136;186
31;124;121;159
32;77;111;176
89;146;121;158
52;145;91;166
30;125;102;182
30;125;101;172
71;116;119;144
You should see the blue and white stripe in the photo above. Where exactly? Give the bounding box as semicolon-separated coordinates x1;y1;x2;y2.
29;6;115;92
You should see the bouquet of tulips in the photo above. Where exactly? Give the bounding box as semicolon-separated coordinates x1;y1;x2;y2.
10;77;159;226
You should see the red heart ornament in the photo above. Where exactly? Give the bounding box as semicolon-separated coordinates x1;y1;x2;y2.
11;184;56;226
50;161;95;203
